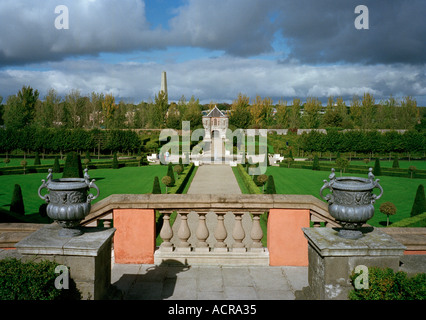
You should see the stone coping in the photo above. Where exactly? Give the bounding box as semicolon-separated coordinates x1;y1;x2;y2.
303;227;406;257
381;227;426;252
82;193;332;226
16;224;116;257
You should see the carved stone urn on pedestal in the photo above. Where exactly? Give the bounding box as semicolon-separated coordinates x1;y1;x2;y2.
320;168;383;239
38;168;99;237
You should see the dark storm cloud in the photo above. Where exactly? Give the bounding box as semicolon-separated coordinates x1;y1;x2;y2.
274;0;426;64
0;0;424;67
0;0;275;67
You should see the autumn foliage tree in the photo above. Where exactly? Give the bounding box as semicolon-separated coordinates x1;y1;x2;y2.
102;93;118;128
229;93;251;129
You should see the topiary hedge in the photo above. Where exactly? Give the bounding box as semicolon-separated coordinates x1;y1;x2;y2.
0;258;81;300
236;164;262;194
167;163;195;194
389;212;426;227
62;151;83;178
278;160;426;179
10;184;25;215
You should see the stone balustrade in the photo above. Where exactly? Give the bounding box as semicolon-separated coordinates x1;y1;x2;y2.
158;210;265;252
81;194;340;266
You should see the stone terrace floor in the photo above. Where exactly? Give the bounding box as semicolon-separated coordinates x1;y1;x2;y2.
110;262;309;300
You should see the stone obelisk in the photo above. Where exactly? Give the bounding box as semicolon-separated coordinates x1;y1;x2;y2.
160;71;167;96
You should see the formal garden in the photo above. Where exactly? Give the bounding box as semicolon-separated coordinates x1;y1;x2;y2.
0;132;425;301
0;88;426;299
1;127;425;228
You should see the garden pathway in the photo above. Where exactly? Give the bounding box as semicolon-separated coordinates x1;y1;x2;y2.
187;165;241;195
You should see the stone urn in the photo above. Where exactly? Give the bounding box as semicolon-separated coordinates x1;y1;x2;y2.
38;168;99;237
320;168;383;239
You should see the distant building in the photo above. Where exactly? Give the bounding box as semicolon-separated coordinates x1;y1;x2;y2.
202;105;229;140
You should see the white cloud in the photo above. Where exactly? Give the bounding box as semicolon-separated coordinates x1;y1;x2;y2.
1;57;425;105
0;1;424;105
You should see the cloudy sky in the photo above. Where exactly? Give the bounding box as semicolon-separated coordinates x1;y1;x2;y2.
0;0;425;105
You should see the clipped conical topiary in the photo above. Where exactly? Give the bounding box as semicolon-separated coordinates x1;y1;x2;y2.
312;155;320;171
265;175;276;194
34;152;41;165
53;156;61;173
167;163;175;186
373;158;381;176
410;184;426;217
62;152;83;178
112;152;119;169
392;156;399;169
10;184;25;215
85;150;91;163
152;176;162;194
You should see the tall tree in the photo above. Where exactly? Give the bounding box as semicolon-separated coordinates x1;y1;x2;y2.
102;93;118;128
288;98;301;129
64;89;84;128
3;86;39;129
250;95;265;127
349;95;362;128
229;93;252;129
166;102;181;129
360;92;375;129
110;101;127;129
151;90;169;128
274;100;289;128
249;95;273;127
322;96;348;128
182;95;202;129
47;89;62;127
87;92;104;128
399;96;419;130
303;97;322;128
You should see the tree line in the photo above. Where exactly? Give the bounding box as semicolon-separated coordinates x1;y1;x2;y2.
297;129;425;159
0;86;424;132
229;93;423;131
0;86;204;131
0;127;144;158
1;124;424;161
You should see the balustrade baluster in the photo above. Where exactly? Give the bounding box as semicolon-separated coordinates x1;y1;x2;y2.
102;219;112;228
177;211;191;252
214;211;228;252
232;212;246;252
159;212;174;252
250;212;264;252
195;212;209;252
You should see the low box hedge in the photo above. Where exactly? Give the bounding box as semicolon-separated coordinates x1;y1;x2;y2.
388;212;426;227
278;160;426;179
0;156;150;176
236;164;262;194
349;266;426;300
167;163;196;194
0;258;80;300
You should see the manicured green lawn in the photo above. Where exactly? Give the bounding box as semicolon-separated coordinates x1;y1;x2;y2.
0;165;168;217
264;166;426;227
